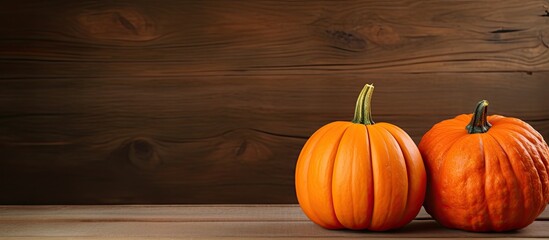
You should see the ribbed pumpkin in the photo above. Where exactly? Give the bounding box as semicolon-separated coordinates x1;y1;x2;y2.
295;84;426;231
419;100;549;232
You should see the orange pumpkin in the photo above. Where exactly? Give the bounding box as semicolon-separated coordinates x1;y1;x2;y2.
419;100;549;232
295;84;426;231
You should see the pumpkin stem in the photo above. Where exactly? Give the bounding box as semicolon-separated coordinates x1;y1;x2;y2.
466;100;491;134
352;84;375;125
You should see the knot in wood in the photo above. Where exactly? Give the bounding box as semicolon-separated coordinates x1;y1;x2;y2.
541;31;549;48
325;29;367;51
127;138;161;170
75;8;158;41
215;129;273;163
363;24;400;46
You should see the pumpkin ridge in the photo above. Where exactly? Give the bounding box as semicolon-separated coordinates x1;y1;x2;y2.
480;135;494;230
349;127;356;228
371;126;393;230
367;125;408;230
446;134;489;231
419;124;467;172
482;134;513;231
300;122;347;228
355;124;372;228
296;122;342;227
495;121;549;190
489;122;544;150
425;133;471;225
493;119;547;146
309;122;350;228
442;135;488;230
486;131;526;229
332;123;374;229
348;125;366;226
487;131;530;229
497;123;549;205
331;124;356;228
365;124;375;229
435;133;470;172
366;125;381;229
498;129;546;223
376;124;409;225
378;123;425;227
535;141;549;203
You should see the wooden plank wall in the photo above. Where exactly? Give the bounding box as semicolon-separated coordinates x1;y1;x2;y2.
1;0;548;204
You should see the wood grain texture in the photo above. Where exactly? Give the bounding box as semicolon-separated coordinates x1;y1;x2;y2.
0;205;428;221
1;0;549;203
1;205;548;221
0;205;548;239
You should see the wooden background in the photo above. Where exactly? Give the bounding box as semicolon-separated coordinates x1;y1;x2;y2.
1;0;548;204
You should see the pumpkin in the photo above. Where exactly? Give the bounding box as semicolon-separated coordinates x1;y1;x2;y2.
295;84;426;231
419;100;549;232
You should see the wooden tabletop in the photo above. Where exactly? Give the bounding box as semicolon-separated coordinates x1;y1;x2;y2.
0;205;548;239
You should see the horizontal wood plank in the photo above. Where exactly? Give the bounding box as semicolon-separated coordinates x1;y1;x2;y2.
0;205;548;238
1;0;549;77
4;221;549;238
3;205;549;222
1;73;548;204
0;205;309;222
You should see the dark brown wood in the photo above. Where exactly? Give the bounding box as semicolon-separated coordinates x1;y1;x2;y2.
0;205;548;238
1;0;548;203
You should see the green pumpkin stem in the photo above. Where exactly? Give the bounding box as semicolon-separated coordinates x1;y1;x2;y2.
466;100;491;134
352;84;375;125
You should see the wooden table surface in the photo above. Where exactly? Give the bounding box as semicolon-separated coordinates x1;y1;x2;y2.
0;205;548;239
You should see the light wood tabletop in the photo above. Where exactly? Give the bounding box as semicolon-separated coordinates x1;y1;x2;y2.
0;205;548;239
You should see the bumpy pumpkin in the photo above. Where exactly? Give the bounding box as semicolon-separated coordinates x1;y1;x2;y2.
295;84;426;231
419;100;549;232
